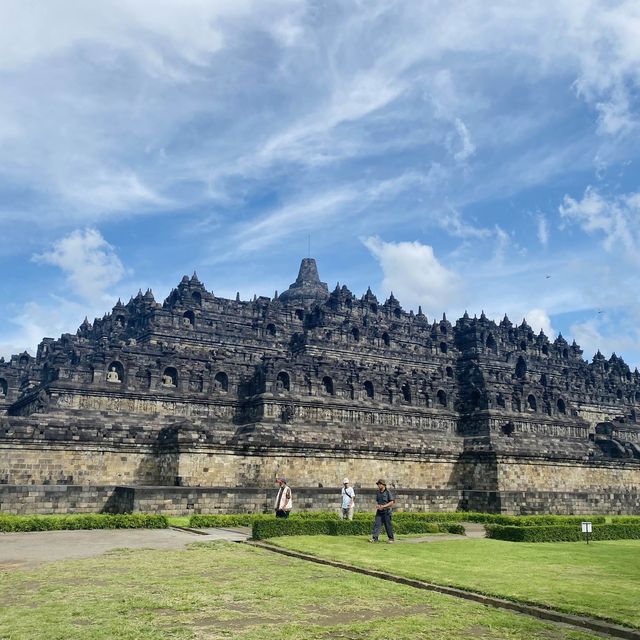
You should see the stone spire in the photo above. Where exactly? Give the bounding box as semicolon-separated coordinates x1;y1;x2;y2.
278;258;329;306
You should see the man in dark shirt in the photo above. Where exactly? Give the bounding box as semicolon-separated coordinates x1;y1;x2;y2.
369;478;395;543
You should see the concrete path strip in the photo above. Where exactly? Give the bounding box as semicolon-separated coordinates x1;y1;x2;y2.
0;526;251;570
249;541;640;640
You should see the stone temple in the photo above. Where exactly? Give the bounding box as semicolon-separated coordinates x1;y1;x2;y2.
1;258;639;515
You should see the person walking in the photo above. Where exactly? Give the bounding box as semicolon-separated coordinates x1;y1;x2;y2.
369;479;395;543
340;478;355;520
274;477;292;518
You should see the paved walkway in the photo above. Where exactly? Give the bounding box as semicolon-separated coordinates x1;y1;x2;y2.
0;526;251;570
0;522;480;570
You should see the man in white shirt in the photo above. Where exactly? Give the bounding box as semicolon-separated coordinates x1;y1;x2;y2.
340;477;355;520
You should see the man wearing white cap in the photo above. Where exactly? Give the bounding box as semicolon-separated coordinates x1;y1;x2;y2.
340;478;355;520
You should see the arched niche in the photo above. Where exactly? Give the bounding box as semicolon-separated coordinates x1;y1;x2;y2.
266;323;277;337
557;398;566;414
437;389;447;407
182;310;195;328
520;340;527;351
439;342;448;354
162;367;178;388
19;354;29;367
351;327;360;342
106;361;125;384
486;333;497;353
496;393;506;408
214;371;229;392
364;380;374;399
401;382;411;403
382;332;390;347
446;366;454;378
0;378;7;397
114;314;126;329
276;371;290;392
322;376;334;395
515;356;527;379
527;394;537;411
192;291;202;306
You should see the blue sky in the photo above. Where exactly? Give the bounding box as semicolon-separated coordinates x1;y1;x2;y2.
1;1;640;368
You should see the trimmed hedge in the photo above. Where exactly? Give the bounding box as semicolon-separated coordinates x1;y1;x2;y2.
251;516;465;540
0;513;169;533
189;511;606;529
610;516;640;524
486;523;640;542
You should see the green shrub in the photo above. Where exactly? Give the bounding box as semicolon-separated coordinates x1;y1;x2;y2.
251;516;466;540
610;516;640;524
0;513;168;533
486;523;640;542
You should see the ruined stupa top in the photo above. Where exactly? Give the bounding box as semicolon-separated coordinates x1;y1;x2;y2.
278;258;329;306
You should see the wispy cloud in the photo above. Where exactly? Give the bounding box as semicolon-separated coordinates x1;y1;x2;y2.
559;187;640;263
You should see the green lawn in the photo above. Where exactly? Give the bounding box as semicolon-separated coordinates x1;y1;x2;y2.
269;535;640;629
0;541;602;639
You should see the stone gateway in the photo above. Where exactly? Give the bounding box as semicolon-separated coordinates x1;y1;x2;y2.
1;259;639;515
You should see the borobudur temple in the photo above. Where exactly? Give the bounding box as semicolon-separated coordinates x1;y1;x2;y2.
1;258;639;515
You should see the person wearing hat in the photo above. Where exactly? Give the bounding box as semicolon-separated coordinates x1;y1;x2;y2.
274;477;292;518
340;478;355;520
369;479;395;543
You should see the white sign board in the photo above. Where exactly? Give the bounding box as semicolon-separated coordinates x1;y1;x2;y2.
581;521;592;533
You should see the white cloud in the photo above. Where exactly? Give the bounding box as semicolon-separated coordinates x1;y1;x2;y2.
537;215;549;247
559;187;640;263
524;308;555;338
362;236;463;316
32;229;127;303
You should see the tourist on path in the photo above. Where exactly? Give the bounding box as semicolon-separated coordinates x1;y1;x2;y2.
369;479;395;543
340;478;355;520
274;477;292;518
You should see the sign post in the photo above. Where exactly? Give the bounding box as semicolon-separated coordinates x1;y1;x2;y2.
581;521;592;544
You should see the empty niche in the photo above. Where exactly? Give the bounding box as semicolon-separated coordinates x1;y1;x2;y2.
440;342;448;354
351;327;360;342
192;291;202;306
486;333;497;353
266;323;277;337
446;366;454;378
557;398;566;414
322;376;334;395
437;389;447;407
214;371;229;392
276;371;290;391
515;356;527;379
382;332;390;347
364;380;374;399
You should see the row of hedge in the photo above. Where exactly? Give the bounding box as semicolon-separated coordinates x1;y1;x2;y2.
0;514;169;533
189;511;608;529
486;523;640;542
252;517;466;540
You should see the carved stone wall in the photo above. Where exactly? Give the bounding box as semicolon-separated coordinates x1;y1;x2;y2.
1;258;640;515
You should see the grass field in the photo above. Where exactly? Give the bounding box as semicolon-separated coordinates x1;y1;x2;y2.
270;535;640;629
0;540;603;640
